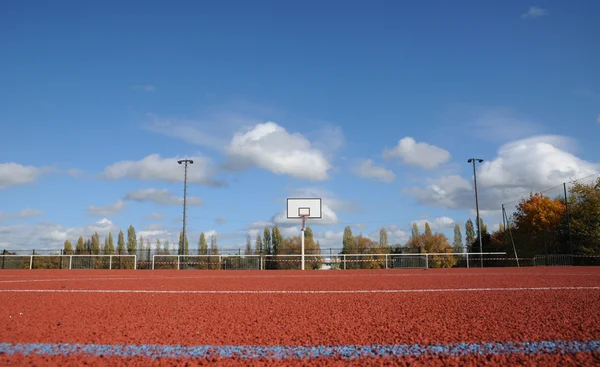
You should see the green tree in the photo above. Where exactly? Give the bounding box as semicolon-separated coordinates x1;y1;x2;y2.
245;233;252;255
568;177;600;255
263;227;272;255
272;226;283;254
155;238;161;254
117;230;126;254
379;227;388;249
91;232;100;255
255;234;263;254
75;236;85;254
198;233;208;255
139;235;145;259
163;239;170;255
209;235;219;255
127;225;137;255
342;225;354;254
410;223;422;251
104;233;115;255
465;219;475;252
424;222;432;237
452;224;463;253
63;240;73;255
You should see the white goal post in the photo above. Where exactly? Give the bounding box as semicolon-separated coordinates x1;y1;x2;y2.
0;254;137;270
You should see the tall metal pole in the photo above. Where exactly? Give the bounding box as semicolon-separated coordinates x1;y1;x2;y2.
178;159;193;259
468;158;484;267
563;183;573;256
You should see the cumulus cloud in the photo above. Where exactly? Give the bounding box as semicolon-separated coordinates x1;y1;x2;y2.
0;163;42;189
1;218;122;250
405;135;599;210
383;137;450;169
101;154;225;187
124;188;203;206
0;209;45;221
87;200;126;217
522;6;548;19
352;159;395;183
412;217;455;231
225;122;332;181
144;213;166;221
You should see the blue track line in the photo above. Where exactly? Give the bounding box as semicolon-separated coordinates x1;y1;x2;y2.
0;340;599;360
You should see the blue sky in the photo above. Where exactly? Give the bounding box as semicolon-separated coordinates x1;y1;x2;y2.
1;0;599;251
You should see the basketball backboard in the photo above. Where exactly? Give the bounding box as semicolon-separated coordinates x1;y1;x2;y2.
286;198;322;219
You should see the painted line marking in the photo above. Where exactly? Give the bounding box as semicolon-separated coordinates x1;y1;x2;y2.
1;286;599;295
1;272;599;283
0;340;599;360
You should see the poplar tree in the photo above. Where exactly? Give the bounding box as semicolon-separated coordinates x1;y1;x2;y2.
91;232;100;255
342;226;354;254
63;240;73;254
453;224;463;253
465;219;476;252
255;234;263;254
127;225;137;255
245;234;252;255
263;227;272;255
105;232;115;254
76;236;85;254
198;233;208;255
379;227;388;248
117;230;126;254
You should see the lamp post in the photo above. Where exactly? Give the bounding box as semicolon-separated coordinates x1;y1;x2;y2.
468;158;484;267
177;159;193;258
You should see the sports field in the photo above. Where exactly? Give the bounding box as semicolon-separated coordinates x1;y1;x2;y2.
1;267;599;366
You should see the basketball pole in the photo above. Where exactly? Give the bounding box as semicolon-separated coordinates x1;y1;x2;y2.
301;215;307;270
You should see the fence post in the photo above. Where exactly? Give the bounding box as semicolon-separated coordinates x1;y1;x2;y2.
177;255;180;270
1;250;4;270
343;255;346;270
109;255;113;270
385;254;388;269
425;254;429;269
69;255;72;270
29;255;33;270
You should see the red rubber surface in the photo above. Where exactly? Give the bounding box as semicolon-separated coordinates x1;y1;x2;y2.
1;267;599;366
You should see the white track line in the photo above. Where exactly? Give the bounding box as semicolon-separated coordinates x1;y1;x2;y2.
1;286;599;294
1;272;599;283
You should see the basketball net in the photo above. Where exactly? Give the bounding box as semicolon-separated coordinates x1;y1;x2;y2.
300;215;308;231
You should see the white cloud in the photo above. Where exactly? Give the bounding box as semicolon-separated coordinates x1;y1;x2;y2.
225;122;332;181
144;213;166;221
124;188;203;206
138;224;172;241
522;6;548;19
367;225;409;245
87;200;126;217
405;135;599;210
383;137;450;169
464;108;543;142
412;217;455;231
0;209;45;221
271;203;338;226
101;153;225;187
286;187;360;214
0;163;41;189
352;159;395;183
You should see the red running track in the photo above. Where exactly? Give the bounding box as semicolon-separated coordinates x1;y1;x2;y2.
0;267;599;366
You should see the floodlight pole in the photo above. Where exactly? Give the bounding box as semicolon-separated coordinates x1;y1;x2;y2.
468;158;484;268
301;215;307;270
178;159;193;258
